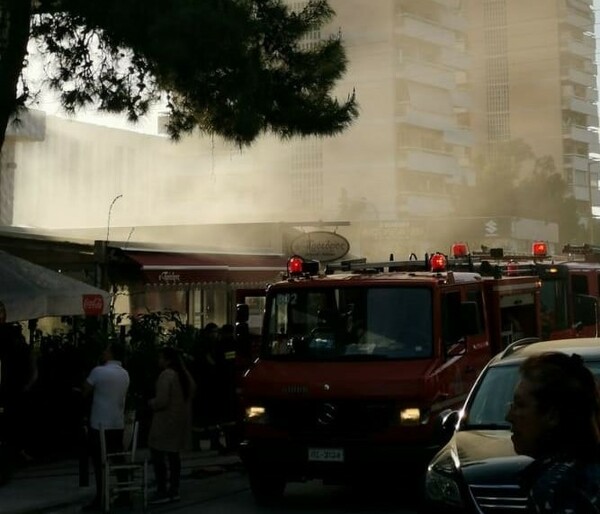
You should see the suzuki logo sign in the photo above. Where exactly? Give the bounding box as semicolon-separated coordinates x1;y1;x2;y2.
485;219;498;237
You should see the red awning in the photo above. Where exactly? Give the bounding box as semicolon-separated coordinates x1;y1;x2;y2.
125;251;287;285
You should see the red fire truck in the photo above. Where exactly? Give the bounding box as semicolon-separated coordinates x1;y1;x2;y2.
237;250;542;503
466;241;600;339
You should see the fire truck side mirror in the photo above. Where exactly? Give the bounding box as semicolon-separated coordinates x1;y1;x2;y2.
460;301;481;336
236;303;250;323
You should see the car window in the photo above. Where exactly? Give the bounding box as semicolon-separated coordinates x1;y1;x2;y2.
463;365;519;428
463;359;600;428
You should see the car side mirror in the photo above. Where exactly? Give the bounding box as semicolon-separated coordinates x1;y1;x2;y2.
434;409;461;444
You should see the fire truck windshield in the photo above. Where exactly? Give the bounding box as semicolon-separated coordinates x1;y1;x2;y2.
262;286;433;361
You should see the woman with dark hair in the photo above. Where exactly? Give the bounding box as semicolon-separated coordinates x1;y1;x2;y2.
506;351;600;513
148;347;196;504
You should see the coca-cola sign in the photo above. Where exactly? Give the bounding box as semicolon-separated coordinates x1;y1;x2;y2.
83;294;105;316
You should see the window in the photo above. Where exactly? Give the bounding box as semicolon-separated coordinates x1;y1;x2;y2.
441;291;463;349
264;287;433;360
572;274;589;295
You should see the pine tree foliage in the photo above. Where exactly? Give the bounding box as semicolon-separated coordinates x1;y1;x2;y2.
0;0;358;150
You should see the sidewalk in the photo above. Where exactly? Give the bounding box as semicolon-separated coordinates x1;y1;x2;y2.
0;445;244;514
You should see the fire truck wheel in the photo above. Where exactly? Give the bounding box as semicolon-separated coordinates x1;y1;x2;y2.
248;469;286;505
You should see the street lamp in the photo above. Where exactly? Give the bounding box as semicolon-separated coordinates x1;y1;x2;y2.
95;194;123;291
106;194;123;243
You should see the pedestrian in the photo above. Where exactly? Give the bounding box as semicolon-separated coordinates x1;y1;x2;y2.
506;351;600;513
0;323;37;464
215;324;238;452
148;346;196;504
193;322;221;451
81;341;130;512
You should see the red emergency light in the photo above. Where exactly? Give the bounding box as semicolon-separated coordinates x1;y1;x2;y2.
287;255;319;276
288;256;304;275
532;241;548;258
451;242;469;258
430;253;447;272
506;260;518;276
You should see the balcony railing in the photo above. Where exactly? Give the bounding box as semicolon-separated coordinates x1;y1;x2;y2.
396;13;457;46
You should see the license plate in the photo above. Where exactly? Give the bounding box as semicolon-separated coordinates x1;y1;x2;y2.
307;448;344;462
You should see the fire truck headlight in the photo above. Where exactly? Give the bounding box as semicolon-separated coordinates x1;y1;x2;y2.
399;407;421;425
245;406;268;423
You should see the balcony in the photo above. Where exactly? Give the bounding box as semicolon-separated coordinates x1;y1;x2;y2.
396;13;457;46
561;35;595;59
396;102;457;131
561;67;594;87
397;55;455;89
440;46;470;70
444;127;473;146
397;148;461;177
440;10;467;31
563;124;597;144
564;10;593;29
428;0;462;8
568;0;591;8
564;97;598;116
571;183;591;201
564;154;599;174
451;89;471;109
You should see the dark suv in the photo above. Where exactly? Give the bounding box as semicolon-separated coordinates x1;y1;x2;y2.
424;337;600;513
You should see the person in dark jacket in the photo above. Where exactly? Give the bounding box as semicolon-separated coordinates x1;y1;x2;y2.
506;351;600;513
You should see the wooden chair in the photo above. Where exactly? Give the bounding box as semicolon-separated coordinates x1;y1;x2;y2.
100;419;148;512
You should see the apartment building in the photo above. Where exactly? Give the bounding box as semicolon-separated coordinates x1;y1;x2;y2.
467;0;599;212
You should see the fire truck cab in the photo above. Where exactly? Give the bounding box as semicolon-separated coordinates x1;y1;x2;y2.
238;251;541;503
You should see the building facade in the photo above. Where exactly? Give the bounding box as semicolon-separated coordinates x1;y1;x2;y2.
467;0;599;210
2;0;597;259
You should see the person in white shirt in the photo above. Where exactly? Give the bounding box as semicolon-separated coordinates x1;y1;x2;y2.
81;341;130;512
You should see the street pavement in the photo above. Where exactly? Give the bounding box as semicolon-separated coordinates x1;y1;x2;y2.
0;444;244;514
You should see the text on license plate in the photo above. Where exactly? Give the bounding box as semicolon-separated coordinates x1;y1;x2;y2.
308;448;344;462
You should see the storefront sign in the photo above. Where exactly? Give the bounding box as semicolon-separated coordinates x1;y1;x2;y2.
82;294;104;316
291;231;350;262
159;271;181;284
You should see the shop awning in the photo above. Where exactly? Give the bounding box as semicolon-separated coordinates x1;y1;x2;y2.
124;251;287;285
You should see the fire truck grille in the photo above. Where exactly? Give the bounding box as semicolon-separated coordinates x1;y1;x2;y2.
468;484;528;513
267;400;395;435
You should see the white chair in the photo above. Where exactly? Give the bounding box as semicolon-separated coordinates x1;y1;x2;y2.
100;419;148;512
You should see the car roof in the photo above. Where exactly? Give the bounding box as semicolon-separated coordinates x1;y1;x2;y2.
489;338;600;367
